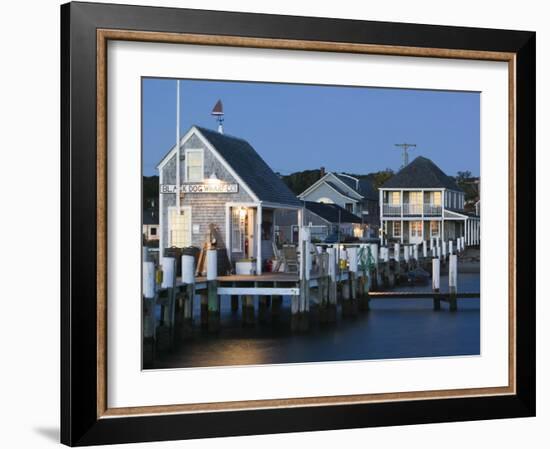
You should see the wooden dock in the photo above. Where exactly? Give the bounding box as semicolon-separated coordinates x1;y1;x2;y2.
143;239;480;362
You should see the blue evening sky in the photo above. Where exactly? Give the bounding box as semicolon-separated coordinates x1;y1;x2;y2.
142;78;480;177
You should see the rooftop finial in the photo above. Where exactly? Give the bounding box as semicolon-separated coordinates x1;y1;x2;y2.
211;99;224;134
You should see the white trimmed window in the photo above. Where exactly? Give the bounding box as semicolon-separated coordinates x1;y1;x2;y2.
393;221;402;237
430;221;440;237
231;208;245;252
432;191;442;206
389;191;401;205
409;191;422;205
169;207;191;247
185;149;203;182
410;221;422;237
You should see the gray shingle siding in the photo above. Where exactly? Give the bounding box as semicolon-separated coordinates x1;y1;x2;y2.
160;130;253;252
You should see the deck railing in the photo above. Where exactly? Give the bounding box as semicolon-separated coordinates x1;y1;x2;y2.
382;203;442;217
423;204;442;216
382;204;401;216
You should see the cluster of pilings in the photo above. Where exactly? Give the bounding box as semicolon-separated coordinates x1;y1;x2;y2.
142;235;470;363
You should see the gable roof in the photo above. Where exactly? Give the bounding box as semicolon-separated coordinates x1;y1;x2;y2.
333;173;380;200
305;201;362;224
300;172;378;202
381;156;463;191
158;126;301;207
325;181;358;202
195;127;301;206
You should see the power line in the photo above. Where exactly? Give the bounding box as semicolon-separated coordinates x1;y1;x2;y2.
394;143;416;169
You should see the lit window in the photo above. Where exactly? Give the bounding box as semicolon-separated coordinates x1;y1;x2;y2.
393;221;401;237
409;191;422;205
410;221;422;237
430;221;440;237
185;149;203;182
231;208;245;252
389;191;401;205
169;208;191;247
432;191;441;206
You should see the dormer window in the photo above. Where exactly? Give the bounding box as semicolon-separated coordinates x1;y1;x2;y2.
185;149;204;182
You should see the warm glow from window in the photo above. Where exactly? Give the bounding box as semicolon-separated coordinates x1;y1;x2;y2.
432;191;441;206
393;221;401;237
169;208;191;247
430;221;440;237
389;191;401;204
410;221;422;237
409;191;422;205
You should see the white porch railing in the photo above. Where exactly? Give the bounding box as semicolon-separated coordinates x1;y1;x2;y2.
382;203;442;217
423;204;442;216
382;204;401;216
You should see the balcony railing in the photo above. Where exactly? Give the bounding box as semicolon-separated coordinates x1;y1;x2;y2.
382;204;401;216
382;203;442;217
423;204;442;216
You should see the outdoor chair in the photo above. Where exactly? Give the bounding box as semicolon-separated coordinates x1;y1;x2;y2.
282;244;299;273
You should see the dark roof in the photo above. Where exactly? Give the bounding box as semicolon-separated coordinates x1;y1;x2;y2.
325;181;357;201
381;156;463;191
357;177;378;201
143;208;158;225
196;127;301;206
305;201;362;224
334;174;378;201
334;174;357;191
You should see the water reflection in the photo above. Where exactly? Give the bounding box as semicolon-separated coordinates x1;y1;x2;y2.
149;273;480;369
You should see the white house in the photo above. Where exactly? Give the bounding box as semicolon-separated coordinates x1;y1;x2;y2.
297;170;379;238
379;156;480;246
275;201;364;243
157;125;302;275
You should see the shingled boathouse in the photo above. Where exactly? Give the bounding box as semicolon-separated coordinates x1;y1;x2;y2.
156;125;302;275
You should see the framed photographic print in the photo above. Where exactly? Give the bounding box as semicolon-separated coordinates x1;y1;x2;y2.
60;1;536;446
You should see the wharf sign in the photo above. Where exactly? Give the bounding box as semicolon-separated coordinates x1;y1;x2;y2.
160;183;239;194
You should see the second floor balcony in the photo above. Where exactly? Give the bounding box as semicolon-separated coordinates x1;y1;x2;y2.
382;203;442;217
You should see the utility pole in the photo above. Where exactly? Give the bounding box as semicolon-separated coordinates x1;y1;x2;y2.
394;143;416;169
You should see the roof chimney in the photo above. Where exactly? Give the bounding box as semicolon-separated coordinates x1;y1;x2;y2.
211;99;224;134
320;166;326;177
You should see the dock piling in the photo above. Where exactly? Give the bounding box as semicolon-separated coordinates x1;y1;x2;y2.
432;257;441;311
181;254;195;339
160;257;176;348
327;247;338;322
206;250;220;333
449;254;458;311
143;261;156;364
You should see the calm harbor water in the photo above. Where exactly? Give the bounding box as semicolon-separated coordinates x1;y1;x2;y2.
149;273;480;369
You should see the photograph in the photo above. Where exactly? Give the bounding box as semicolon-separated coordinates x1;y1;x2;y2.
141;78;482;369
56;1;536;445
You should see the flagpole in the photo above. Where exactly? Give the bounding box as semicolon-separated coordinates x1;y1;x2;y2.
176;80;180;210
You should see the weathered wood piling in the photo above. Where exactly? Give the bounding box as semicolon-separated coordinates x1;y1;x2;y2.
432;257;441;311
449;254;458;311
142;261;156;363
180;254;195;339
